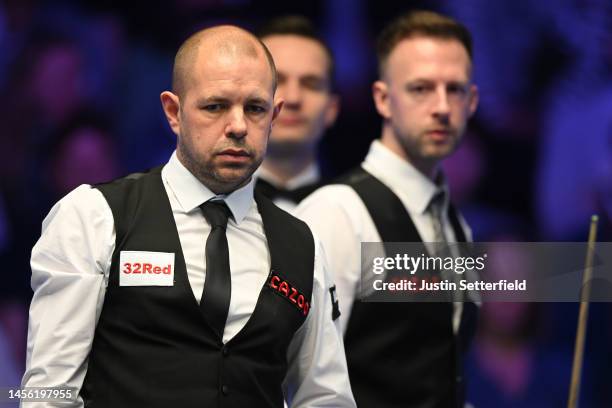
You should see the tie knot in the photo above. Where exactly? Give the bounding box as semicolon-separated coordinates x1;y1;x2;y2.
428;190;447;217
200;201;231;229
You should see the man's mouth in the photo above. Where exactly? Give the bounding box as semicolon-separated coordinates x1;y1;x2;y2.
220;148;249;155
277;115;306;126
217;148;251;162
425;129;453;141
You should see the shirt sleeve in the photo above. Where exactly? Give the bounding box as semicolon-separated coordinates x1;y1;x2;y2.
282;235;356;408
21;185;115;408
295;186;366;332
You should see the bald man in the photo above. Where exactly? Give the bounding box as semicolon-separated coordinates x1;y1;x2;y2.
22;26;355;408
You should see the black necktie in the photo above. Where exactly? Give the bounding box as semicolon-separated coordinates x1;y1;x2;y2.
199;200;232;338
255;178;320;203
428;190;449;249
428;190;461;302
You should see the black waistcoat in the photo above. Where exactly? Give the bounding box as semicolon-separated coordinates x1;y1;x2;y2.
340;167;477;408
81;167;314;408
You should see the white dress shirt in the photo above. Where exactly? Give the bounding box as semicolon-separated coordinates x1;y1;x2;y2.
256;163;320;213
296;140;473;333
22;152;355;408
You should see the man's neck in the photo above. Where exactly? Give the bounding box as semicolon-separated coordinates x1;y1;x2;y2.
261;153;317;187
380;126;440;180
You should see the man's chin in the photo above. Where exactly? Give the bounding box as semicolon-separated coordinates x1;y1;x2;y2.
214;167;257;188
429;136;461;154
217;168;250;180
267;139;311;157
423;145;457;161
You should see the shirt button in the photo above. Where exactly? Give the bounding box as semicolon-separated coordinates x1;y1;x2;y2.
222;346;229;356
456;375;463;383
221;385;229;395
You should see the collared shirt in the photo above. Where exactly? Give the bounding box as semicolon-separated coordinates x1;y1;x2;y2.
22;152;355;408
256;163;320;213
296;140;472;333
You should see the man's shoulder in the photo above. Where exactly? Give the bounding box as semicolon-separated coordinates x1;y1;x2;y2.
255;191;313;238
40;184;112;234
295;175;374;239
297;183;363;214
50;184;108;214
93;165;166;208
95;166;164;191
297;167;372;214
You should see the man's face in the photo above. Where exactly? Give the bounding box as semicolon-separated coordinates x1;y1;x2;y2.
373;36;478;169
262;35;338;154
162;49;281;193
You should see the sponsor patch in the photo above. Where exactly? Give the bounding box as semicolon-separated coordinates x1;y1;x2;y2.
119;251;175;286
267;272;310;317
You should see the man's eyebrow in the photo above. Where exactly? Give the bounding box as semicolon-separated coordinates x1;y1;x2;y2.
300;74;329;84
405;78;434;84
194;95;271;107
300;73;326;80
450;81;470;87
405;78;469;85
246;96;270;106
196;96;230;105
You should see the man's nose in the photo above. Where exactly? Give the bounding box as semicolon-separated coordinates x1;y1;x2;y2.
432;88;451;122
225;107;247;139
281;80;302;109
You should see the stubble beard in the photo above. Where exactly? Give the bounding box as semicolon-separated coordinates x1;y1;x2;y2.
177;139;262;194
417;126;462;160
394;126;463;177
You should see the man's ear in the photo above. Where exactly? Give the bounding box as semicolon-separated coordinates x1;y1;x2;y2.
271;98;284;125
324;94;340;128
160;91;181;136
372;80;391;119
468;84;479;117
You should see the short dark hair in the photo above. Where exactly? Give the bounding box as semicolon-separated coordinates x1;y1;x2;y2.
256;15;335;88
377;10;473;77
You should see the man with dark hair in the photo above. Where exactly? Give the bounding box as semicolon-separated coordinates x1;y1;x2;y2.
297;10;479;408
22;25;355;408
255;16;339;212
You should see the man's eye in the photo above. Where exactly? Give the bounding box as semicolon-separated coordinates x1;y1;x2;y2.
408;85;431;94
246;105;266;114
203;104;224;112
302;78;327;91
448;84;468;95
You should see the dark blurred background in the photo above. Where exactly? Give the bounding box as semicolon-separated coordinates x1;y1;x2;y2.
1;0;611;406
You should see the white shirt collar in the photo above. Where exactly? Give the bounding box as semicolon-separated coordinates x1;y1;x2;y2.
361;140;448;215
256;162;320;190
162;151;255;224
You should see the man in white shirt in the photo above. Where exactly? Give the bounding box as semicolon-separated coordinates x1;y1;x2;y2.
297;11;479;408
255;16;340;213
22;25;355;408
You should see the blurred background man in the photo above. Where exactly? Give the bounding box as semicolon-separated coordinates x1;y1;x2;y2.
256;15;339;212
